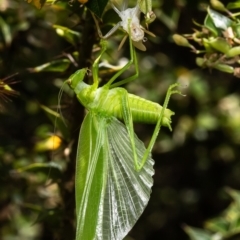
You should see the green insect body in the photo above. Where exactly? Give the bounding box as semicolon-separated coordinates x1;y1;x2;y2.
69;68;174;127
67;38;179;240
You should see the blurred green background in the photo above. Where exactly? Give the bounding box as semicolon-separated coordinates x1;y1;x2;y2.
1;0;240;239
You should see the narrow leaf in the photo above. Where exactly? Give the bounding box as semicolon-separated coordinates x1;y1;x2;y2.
41;105;70;140
13;162;62;180
53;25;81;46
34;135;62;151
0;16;12;46
28;59;70;73
183;225;213;240
227;2;240;10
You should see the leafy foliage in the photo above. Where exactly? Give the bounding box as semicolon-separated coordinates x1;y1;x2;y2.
173;1;240;78
1;0;240;240
184;188;240;240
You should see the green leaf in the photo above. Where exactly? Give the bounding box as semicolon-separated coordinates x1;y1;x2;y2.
28;59;70;73
204;14;219;37
205;188;240;238
0;75;18;102
53;25;81;46
226;187;240;206
13;162;62;180
207;7;233;30
210;0;228;13
227;2;240;10
34;135;62;152
231;23;240;38
205;217;229;234
138;0;152;14
86;0;109;18
0;16;12;46
183;225;213;240
41;105;70;141
207;38;231;54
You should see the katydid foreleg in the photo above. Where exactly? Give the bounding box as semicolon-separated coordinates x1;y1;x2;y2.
139;83;182;170
92;40;108;87
107;30;139;88
110;37;139;88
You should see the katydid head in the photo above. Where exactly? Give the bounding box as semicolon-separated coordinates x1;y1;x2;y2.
67;68;88;90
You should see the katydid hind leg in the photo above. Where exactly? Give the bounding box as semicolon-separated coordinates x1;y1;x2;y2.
119;87;158;171
121;84;181;171
120;89;139;171
138;83;182;170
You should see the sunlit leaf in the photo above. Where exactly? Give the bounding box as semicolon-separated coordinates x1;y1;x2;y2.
34;135;62;151
0;74;18;103
53;25;81;46
207;7;232;30
14;162;62;180
204;188;240;238
231;22;240;38
226;187;240;206
0;16;12;46
210;0;228;13
205;217;229;234
41;105;70;141
204;13;219;37
28;59;71;72
183;225;213;240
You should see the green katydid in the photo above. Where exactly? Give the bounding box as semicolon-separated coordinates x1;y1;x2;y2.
66;37;181;240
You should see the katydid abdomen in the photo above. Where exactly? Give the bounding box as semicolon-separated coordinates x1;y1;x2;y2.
116;91;174;126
